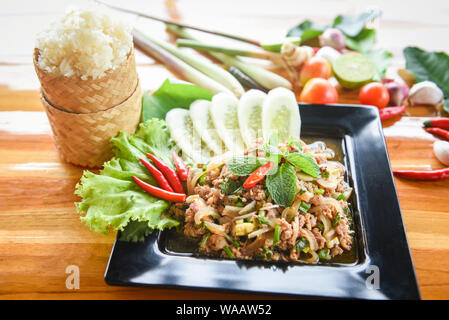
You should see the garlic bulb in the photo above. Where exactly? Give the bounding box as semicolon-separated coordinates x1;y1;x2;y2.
408;81;444;106
315;46;341;64
319;28;346;50
433;140;449;166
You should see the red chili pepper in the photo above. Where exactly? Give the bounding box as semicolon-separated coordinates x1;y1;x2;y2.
172;151;189;181
393;168;449;181
423;118;449;131
243;161;274;189
139;158;174;192
132;176;186;202
145;153;185;194
379;105;406;121
425;127;449;141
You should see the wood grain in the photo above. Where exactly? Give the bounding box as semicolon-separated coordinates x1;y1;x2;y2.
0;0;449;300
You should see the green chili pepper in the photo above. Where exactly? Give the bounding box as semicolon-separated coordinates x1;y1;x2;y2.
273;224;281;245
223;246;235;258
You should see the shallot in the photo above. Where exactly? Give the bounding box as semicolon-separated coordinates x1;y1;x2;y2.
319;28;346;50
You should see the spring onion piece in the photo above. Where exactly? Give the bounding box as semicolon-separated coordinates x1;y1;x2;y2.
200;233;210;248
223;246;235;258
166;25;292;90
314;188;325;195
133;30;232;96
318;248;330;260
295;237;309;252
134;29;243;97
299;201;311;213
273;224;281;245
336;193;346;200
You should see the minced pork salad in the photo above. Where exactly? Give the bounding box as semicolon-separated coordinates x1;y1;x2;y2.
169;137;354;264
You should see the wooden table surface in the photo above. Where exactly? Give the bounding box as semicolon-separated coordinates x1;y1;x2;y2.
1;0;448;300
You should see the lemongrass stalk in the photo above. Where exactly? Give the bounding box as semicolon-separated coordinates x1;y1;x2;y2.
134;29;244;97
167;25;292;90
133;31;233;96
176;39;283;63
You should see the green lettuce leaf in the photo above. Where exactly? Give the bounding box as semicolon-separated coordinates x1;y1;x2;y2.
142;79;213;121
75;119;180;238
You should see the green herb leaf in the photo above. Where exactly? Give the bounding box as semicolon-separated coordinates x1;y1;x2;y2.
286;20;328;41
142;79;213;121
219;179;241;195
364;48;394;81
226;156;268;176
344;28;376;53
285;153;320;178
266;162;297;207
295;237;309;252
444;98;449;114
332;9;382;37
403;47;449;97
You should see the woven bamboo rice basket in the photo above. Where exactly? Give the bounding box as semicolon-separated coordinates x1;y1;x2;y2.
40;83;142;168
34;48;138;114
34;47;142;168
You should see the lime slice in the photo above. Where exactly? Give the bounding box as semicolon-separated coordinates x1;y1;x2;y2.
238;89;267;146
332;53;376;89
261;37;301;53
210;93;246;153
189;99;226;155
166;108;213;164
262;87;301;142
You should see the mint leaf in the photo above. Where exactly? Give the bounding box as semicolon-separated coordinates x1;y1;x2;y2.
333;9;382;37
219;179;241;195
227;156;268;176
266;162;297;207
403;47;449;97
142;79;213;121
285;153;320;178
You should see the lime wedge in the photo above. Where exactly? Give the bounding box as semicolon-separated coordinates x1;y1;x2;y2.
189;99;226;155
238;89;267;146
166;108;213;164
332;53;376;89
262;87;301;142
210;93;246;154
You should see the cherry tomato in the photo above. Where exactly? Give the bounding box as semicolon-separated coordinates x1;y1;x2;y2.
299;78;338;105
359;82;390;109
299;56;332;86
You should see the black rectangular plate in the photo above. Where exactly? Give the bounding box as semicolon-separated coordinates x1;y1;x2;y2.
104;104;420;300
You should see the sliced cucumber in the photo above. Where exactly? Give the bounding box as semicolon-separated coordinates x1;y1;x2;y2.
262;87;301;142
332;53;376;89
166;108;213;164
210;92;246;154
189;99;226;155
238;89;267;146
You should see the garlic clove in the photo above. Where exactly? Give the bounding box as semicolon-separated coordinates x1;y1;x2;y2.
433;140;449;166
315;46;341;65
408;81;444;106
